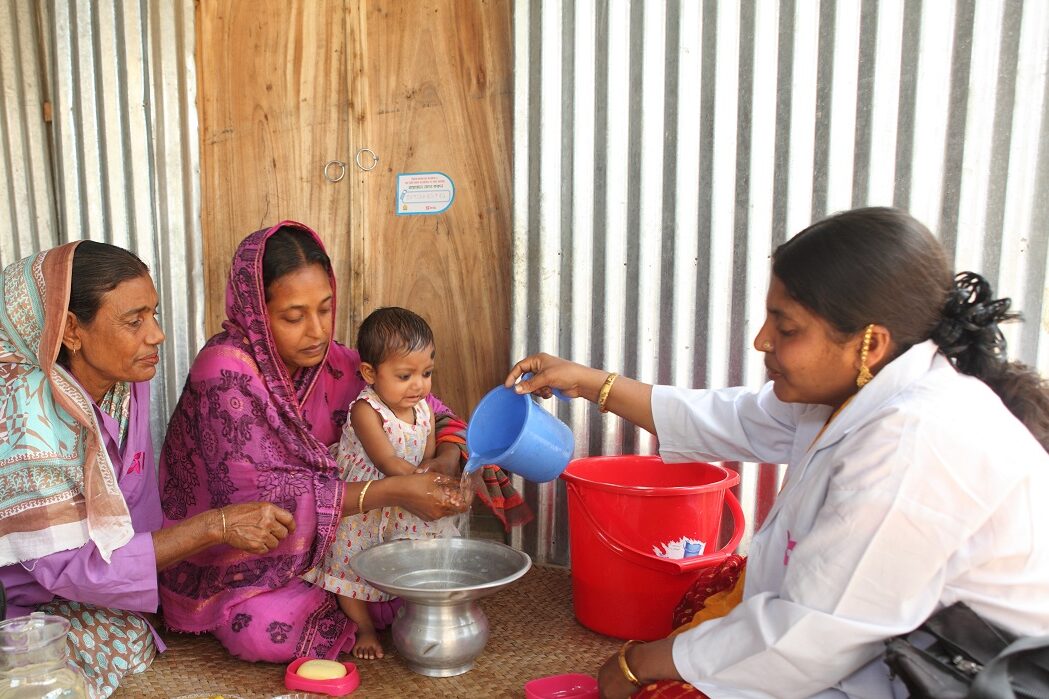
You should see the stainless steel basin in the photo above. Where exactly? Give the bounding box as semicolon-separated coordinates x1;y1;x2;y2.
350;537;532;677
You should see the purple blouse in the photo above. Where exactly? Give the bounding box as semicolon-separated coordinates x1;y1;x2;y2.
0;381;162;619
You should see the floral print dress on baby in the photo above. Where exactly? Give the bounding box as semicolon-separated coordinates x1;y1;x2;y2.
303;385;459;601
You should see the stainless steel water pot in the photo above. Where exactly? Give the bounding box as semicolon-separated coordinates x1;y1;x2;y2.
350;538;532;677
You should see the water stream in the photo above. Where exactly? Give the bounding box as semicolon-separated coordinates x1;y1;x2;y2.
424;468;484;580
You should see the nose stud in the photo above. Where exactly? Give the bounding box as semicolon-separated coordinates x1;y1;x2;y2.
761;341;773;351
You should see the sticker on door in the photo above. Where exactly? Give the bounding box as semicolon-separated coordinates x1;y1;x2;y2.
396;172;455;215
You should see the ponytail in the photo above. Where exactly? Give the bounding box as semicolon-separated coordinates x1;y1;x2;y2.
931;272;1049;451
931;272;1017;378
981;363;1049;452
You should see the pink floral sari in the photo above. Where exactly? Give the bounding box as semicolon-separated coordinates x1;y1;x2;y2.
157;222;445;661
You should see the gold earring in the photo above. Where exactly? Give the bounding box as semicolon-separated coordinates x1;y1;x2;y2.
856;324;874;388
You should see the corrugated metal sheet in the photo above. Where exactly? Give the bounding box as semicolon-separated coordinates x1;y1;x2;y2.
0;0;203;451
0;2;58;258
511;0;1049;565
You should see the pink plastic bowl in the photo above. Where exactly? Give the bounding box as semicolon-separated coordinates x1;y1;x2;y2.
524;673;599;699
284;658;360;696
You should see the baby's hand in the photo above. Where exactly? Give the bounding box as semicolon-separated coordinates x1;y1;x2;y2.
396;472;469;519
416;457;460;477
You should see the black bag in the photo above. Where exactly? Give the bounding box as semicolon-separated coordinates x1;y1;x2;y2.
884;602;1049;699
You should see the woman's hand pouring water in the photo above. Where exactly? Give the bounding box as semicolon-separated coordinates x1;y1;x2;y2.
505;352;658;443
504;353;608;402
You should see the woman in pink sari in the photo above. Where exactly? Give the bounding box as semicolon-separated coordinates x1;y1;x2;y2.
157;221;498;662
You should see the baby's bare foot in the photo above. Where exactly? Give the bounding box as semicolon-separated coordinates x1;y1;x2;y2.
352;629;385;660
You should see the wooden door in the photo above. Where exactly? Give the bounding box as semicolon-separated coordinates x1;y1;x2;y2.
198;0;512;418
347;0;512;416
197;0;354;339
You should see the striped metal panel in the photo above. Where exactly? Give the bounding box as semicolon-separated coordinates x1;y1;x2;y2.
0;2;59;260
0;0;203;452
511;0;1049;565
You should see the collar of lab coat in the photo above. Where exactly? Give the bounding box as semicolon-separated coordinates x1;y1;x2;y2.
756;341;945;534
806;340;943;455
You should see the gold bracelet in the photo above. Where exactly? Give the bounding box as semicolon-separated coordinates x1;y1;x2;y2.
358;480;373;515
618;639;643;687
598;372;619;413
219;507;227;542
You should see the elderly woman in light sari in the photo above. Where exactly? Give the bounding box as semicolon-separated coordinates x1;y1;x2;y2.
0;241;288;698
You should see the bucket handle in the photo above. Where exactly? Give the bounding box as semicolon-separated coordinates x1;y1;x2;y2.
566;481;745;575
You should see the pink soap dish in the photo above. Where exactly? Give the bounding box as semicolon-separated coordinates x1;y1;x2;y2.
284;658;360;696
524;673;599;699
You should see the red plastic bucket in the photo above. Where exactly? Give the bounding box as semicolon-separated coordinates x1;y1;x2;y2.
562;455;744;641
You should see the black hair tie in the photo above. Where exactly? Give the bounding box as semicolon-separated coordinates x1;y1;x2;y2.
932;272;1017;374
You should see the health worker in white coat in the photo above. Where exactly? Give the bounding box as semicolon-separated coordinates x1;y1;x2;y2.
507;207;1049;699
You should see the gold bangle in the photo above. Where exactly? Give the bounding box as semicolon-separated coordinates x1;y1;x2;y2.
598;372;619;413
358;480;373;515
618;639;643;687
219;507;227;542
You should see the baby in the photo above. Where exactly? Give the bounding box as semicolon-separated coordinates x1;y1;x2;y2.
303;307;459;659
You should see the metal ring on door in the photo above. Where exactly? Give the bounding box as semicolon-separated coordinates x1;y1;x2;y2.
355;148;379;172
323;160;346;183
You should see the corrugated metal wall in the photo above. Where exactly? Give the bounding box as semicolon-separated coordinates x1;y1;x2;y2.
511;0;1049;564
3;0;1048;568
0;0;203;449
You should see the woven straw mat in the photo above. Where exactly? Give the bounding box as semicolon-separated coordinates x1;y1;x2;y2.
115;564;621;698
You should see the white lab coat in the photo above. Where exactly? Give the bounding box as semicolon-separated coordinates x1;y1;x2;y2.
651;341;1049;699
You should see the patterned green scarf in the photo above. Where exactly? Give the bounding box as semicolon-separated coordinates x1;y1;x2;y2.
0;244;133;565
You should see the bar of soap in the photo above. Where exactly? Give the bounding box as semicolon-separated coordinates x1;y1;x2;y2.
296;659;348;680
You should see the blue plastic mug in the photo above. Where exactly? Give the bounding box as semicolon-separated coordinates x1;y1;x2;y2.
464;377;574;483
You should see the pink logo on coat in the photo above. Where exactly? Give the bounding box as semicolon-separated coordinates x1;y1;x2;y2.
783;530;797;565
